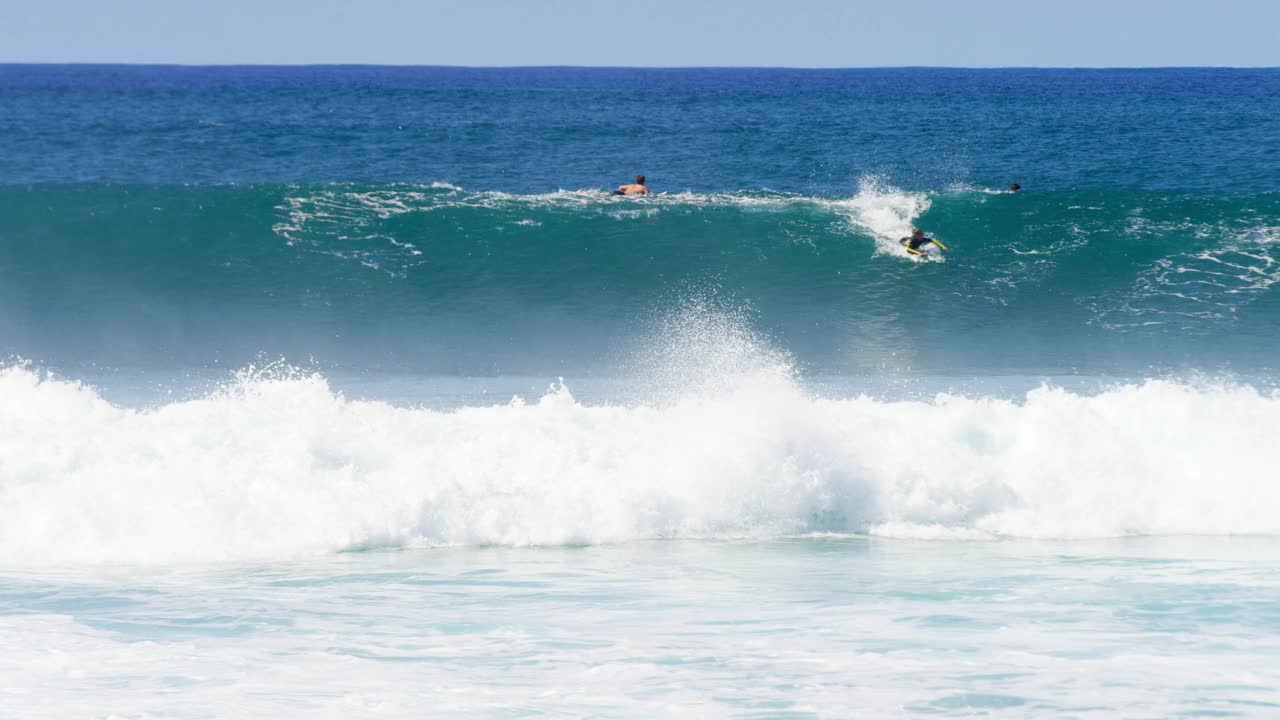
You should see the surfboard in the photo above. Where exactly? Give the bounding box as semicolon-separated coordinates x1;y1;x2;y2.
900;238;927;256
900;238;948;257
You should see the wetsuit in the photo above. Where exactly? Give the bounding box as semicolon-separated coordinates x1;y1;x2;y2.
900;234;947;255
901;235;931;251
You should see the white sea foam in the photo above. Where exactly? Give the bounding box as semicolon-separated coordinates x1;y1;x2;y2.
3;343;1279;566
820;176;934;258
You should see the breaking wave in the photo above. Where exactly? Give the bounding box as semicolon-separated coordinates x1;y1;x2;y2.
3;306;1278;565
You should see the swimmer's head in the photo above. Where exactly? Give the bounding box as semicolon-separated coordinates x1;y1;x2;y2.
912;228;924;238
1010;183;1021;192
636;174;646;185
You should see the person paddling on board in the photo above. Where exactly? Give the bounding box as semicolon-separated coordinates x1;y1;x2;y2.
899;227;949;256
612;174;650;196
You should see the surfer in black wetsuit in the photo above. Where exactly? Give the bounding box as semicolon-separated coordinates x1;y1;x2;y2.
899;228;949;256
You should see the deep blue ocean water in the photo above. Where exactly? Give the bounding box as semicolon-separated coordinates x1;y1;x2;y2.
3;66;1280;718
3;65;1277;191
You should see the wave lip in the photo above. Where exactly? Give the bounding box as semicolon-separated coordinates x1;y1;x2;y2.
821;176;934;258
3;360;1279;566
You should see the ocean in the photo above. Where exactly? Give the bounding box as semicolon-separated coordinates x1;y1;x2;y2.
2;65;1280;717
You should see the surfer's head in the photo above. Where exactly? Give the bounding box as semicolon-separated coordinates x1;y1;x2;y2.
912;228;924;238
635;174;645;185
1010;183;1021;192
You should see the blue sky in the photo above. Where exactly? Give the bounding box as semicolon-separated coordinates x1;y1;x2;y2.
2;0;1277;67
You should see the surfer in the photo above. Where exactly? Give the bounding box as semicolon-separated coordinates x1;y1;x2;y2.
1009;183;1022;192
612;174;649;196
899;228;949;256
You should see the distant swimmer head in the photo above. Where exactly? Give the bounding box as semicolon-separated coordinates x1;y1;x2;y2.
1010;183;1021;192
912;227;925;238
636;174;646;185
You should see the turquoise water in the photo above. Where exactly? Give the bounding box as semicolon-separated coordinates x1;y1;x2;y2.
5;538;1280;718
3;66;1280;717
4;183;1279;376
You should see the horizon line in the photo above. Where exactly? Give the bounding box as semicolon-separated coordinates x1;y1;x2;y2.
2;62;1278;71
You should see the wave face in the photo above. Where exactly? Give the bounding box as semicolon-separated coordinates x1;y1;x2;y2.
3;350;1279;565
2;181;1278;375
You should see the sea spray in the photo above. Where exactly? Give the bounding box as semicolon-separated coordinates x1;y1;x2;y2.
824;175;934;258
3;352;1279;566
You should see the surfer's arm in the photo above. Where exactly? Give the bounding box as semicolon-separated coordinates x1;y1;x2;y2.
929;239;949;252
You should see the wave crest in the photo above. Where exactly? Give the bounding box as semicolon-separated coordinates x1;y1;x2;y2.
3;358;1279;565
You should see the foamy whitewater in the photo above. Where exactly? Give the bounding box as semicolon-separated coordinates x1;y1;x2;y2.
4;66;1280;718
4;359;1280;566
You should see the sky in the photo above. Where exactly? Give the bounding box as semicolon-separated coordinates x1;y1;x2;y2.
1;0;1278;67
